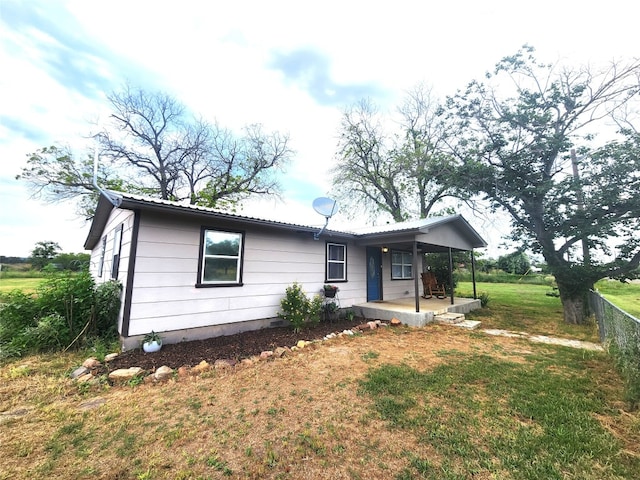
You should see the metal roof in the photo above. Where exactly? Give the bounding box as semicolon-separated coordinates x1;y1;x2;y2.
84;191;488;251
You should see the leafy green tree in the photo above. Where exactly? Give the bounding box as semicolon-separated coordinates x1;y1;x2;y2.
447;46;640;324
53;252;91;271
332;86;463;222
497;251;531;275
17;145;126;219
30;241;61;270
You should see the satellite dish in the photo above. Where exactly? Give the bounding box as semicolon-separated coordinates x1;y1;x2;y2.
312;197;339;240
312;197;339;218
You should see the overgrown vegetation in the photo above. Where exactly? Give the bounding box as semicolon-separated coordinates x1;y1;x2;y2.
0;271;121;360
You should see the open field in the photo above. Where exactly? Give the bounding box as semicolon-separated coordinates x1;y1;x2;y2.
0;277;43;294
595;279;640;318
1;286;639;479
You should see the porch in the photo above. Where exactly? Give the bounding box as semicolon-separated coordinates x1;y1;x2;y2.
353;296;481;328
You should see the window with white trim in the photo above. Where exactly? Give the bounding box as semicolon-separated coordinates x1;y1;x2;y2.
199;228;244;285
326;242;346;282
98;236;106;277
111;224;123;280
391;250;413;279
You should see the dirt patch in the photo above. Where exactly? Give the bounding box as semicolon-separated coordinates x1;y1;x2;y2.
107;318;363;371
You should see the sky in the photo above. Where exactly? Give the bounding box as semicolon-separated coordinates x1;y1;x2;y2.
1;0;638;258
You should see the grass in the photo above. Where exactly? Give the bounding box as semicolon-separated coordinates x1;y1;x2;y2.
595;279;640;318
456;282;600;341
0;277;44;294
1;280;639;478
360;349;633;479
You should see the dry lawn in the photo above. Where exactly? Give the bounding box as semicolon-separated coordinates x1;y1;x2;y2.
1;325;638;479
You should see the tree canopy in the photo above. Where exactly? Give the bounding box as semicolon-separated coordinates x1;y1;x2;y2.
18;86;292;218
332;86;463;222
446;46;640;323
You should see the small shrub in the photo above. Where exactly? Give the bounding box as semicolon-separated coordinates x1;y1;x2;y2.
478;292;490;307
279;283;322;332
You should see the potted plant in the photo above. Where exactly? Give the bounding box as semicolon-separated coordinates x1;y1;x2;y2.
323;300;339;322
142;331;163;353
323;284;339;298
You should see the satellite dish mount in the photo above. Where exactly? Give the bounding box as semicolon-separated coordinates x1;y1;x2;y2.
312;197;339;240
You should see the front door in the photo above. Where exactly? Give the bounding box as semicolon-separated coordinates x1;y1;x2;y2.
366;247;382;301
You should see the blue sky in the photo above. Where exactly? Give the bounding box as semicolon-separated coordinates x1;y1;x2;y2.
0;0;637;257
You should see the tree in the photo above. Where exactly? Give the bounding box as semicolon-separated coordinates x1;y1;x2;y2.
447;46;640;324
497;251;531;275
332;86;462;222
18;86;292;217
30;241;61;270
98;86;291;208
17;145;125;219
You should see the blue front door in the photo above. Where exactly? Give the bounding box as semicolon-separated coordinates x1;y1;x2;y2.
366;247;382;301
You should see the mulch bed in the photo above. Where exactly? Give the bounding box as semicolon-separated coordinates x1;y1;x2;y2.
107;318;364;371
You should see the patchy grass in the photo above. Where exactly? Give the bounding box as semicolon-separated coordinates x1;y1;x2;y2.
360;349;637;479
457;282;599;341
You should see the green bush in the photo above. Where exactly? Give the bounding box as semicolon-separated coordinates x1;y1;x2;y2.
0;271;122;360
278;282;322;333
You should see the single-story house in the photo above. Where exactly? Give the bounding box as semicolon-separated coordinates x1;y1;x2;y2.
84;191;488;349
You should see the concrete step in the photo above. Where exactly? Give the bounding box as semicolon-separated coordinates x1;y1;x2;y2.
434;312;465;324
453;320;482;330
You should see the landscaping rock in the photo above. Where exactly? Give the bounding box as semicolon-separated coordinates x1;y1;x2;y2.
177;366;190;377
83;357;102;369
274;346;289;358
367;321;377;330
70;366;90;379
191;360;211;375
260;350;274;359
104;353;119;362
390;318;402;327
108;367;144;383
76;373;95;383
241;358;254;366
214;359;236;369
153;365;174;381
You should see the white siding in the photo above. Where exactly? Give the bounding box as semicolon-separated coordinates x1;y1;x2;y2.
126;211;368;336
88;208;135;334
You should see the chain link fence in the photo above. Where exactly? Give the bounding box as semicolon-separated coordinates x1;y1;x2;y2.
590;290;640;407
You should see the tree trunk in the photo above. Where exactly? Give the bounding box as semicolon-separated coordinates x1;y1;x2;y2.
556;282;591;325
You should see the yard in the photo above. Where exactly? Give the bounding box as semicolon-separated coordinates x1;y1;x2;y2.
1;283;639;479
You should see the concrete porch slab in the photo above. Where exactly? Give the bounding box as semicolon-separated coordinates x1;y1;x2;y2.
353;296;481;328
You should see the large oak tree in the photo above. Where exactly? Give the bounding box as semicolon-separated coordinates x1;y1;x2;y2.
447;46;640;324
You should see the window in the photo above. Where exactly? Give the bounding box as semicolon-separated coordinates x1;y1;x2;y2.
391;250;413;280
326;242;346;282
98;236;106;277
111;224;123;280
198;228;244;286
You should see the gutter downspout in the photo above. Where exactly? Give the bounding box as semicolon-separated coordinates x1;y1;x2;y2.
93;148;121;207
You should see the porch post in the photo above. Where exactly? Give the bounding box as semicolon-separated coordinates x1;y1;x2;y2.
413;241;420;312
448;247;455;305
471;249;477;299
